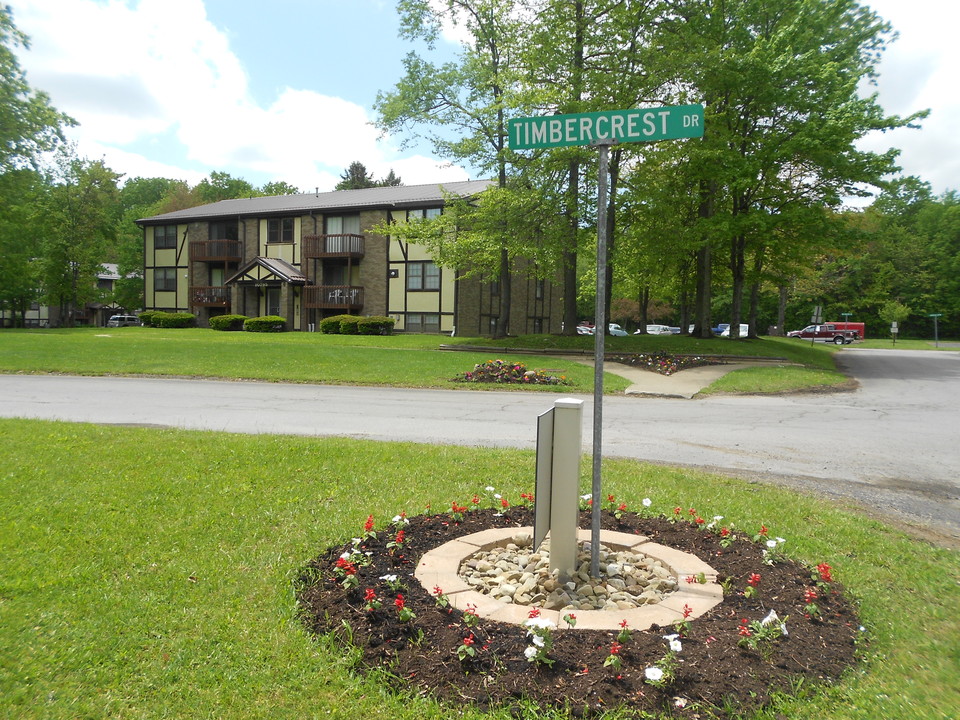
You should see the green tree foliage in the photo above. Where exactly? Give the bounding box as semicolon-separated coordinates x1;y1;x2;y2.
37;149;122;326
194;171;256;204
335;161;377;189
0;169;45;325
0;6;73;171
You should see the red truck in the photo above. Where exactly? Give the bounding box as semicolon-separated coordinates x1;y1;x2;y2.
787;323;860;344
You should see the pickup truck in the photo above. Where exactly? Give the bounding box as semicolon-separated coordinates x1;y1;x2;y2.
787;324;858;345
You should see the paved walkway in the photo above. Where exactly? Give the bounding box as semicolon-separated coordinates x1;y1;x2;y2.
570;358;774;399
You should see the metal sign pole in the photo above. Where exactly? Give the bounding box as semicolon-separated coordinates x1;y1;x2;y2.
591;139;615;578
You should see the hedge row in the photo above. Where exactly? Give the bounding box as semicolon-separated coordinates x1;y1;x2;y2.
139;311;196;328
319;314;394;335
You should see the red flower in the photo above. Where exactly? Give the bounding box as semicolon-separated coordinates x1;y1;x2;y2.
471;495;480;505
683;604;693;619
688;508;697;516
394;594;405;610
759;524;769;537
463;633;475;646
695;516;705;525
395;530;405;544
673;507;682;515
500;497;509;508
619;619;629;629
738;619;753;637
720;527;730;537
817;562;833;582
747;573;761;587
609;641;622;655
804;588;818;603
607;494;615;503
528;607;541;619
432;586;444;596
364;588;377;602
363;515;374;532
618;502;627;511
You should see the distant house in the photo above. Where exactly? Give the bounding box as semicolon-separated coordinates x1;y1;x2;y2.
0;263;130;328
136;181;562;334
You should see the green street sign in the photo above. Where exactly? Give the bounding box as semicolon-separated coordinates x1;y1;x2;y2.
509;104;704;149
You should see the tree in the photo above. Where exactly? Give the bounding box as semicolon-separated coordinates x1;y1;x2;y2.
38;149;122;326
376;0;530;337
335;161;377;190
0;6;73;171
194;171;256;204
259;180;301;196
0;169;45;325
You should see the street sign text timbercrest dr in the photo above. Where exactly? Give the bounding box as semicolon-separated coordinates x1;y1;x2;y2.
508;104;705;149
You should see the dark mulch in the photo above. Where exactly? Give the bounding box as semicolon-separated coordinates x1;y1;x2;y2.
609;353;726;376
296;507;861;718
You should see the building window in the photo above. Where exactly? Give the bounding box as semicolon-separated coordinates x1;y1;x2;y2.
534;318;544;333
407;261;440;291
407;207;442;221
267;217;294;243
406;313;440;333
490;280;500;296
535;279;545;299
154;268;176;292
210;220;238;241
325;214;360;235
154;225;177;249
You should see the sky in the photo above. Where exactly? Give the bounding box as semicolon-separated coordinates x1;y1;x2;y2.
7;0;959;198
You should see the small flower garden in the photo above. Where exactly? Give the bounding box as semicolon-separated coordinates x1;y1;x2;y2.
297;494;862;718
609;352;725;376
451;359;569;385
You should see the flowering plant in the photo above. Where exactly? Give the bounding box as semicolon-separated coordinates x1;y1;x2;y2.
616;619;632;644
803;588;821;619
451;359;568;385
362;514;376;541
457;633;477;661
737;611;789;654
523;617;556;667
432;586;449;609
744;572;761;599
562;613;577;629
603;641;623;669
394;593;416;623
462;603;480;628
334;555;359;590
363;587;381;612
674;603;694;637
379;573;403;592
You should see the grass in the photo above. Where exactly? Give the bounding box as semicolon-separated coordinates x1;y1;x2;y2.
0;327;859;393
1;418;957;719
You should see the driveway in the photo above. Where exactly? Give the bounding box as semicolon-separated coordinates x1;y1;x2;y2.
1;348;957;546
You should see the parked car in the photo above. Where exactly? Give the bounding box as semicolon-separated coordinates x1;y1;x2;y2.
636;324;674;335
720;324;750;338
107;314;140;327
608;323;628;336
712;323;729;335
576;321;595;335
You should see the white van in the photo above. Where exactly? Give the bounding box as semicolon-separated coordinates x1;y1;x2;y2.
720;324;750;338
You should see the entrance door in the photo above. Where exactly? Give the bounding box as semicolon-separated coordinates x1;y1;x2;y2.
266;287;281;316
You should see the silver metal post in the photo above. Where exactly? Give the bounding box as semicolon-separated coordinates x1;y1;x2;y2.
591;139;614;577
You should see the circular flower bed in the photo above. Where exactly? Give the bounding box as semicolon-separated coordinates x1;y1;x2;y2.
610;353;725;376
452;359;569;384
297;497;861;718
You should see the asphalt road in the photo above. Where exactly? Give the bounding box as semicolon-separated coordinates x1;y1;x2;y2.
2;348;958;546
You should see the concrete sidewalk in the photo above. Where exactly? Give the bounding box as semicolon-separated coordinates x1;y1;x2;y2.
571;358;768;399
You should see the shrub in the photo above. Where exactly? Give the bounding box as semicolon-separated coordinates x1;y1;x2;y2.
244;315;286;333
153;312;196;328
339;316;361;335
357;316;395;335
319;314;352;334
137;310;160;327
209;314;249;331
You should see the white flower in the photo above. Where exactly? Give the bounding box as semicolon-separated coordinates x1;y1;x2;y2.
525;617;556;631
766;539;778;549
485;486;495;492
351;537;362;545
776;537;786;544
339;552;352;561
674;697;688;708
524;646;539;660
532;634;545;647
669;639;683;653
642;498;652;507
494;493;502;499
379;574;397;583
713;515;723;522
761;609;780;627
644;667;664;682
779;622;789;636
581;494;592;501
662;633;679;641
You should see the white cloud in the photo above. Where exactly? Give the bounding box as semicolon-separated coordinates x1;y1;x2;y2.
8;0;470;192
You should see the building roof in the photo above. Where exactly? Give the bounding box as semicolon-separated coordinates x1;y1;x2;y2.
226;256;307;286
137;179;495;225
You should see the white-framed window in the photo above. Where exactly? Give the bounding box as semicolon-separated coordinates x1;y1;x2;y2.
406;261;440;291
325;214;360;235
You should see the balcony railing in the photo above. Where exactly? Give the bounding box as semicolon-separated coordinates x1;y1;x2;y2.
303;285;364;309
190;240;243;262
190;286;231;307
302;234;364;259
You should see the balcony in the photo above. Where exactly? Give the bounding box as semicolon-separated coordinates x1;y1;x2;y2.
302;234;364;259
190;240;243;262
303;285;364;310
190;286;230;307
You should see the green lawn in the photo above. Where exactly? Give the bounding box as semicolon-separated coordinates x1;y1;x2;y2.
1;419;957;719
0;327;859;394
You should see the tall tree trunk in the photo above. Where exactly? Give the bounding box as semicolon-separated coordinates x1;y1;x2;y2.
693;180;716;338
729;232;746;339
638;285;650;331
747;245;765;338
776;283;789;336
